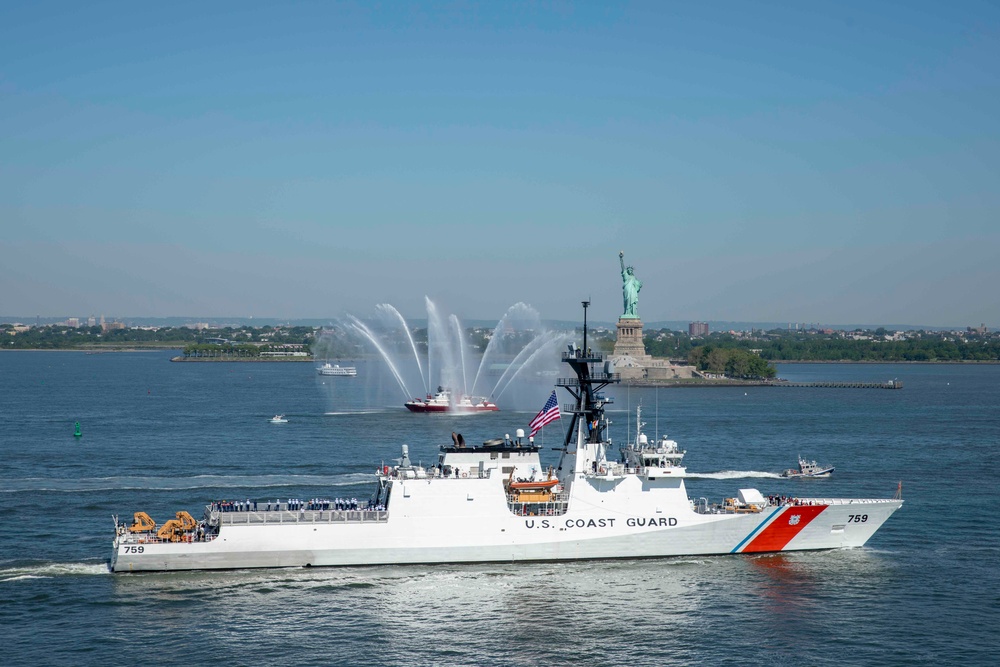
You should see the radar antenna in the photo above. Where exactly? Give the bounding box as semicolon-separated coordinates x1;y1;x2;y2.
557;301;620;450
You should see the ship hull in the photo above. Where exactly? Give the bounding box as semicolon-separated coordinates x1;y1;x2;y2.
404;403;449;412
404;404;499;413
111;498;902;572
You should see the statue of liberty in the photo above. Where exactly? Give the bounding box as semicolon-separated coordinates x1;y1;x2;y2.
619;251;642;319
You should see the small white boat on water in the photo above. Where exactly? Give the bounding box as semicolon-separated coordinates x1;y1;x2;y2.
269;415;288;424
317;363;357;377
782;456;834;478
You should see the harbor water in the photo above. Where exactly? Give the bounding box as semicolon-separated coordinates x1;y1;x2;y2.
1;352;997;666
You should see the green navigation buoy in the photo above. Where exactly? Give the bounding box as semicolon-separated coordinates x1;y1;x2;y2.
74;421;82;438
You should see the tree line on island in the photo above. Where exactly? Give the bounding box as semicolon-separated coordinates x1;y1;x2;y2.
636;328;1000;364
3;322;997;366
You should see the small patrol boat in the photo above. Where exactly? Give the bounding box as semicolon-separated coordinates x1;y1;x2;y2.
110;302;901;573
781;456;835;478
269;415;288;424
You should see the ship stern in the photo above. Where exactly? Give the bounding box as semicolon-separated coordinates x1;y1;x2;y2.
110;535;121;572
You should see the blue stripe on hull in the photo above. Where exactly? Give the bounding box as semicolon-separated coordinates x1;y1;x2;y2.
730;506;783;553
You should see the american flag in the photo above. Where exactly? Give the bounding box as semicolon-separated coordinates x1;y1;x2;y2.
529;390;561;437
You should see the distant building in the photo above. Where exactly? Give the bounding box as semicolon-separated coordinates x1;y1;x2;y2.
688;322;709;337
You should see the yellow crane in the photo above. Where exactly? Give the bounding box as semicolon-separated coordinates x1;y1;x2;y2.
129;512;156;533
156;510;199;542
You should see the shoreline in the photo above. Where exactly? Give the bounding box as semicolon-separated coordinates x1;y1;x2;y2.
0;347;180;353
169;356;314;362
2;348;997;364
624;379;901;389
769;359;1000;364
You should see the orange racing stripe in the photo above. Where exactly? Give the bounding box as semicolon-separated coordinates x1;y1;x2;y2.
740;505;828;553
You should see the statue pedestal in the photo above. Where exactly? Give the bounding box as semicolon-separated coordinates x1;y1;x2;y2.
610;318;697;381
613;318;647;359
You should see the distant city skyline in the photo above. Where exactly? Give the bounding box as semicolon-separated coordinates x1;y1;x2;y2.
2;2;998;327
2;312;992;333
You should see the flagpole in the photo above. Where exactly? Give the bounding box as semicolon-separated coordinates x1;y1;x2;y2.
626;382;630;446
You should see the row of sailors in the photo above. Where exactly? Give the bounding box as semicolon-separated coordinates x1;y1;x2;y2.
767;495;824;506
768;495;801;506
211;498;363;513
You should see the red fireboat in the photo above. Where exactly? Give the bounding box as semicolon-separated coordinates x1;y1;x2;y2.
405;387;499;413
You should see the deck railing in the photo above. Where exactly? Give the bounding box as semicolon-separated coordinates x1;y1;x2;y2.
212;509;389;525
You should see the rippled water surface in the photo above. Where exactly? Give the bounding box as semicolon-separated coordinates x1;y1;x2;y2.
1;352;998;666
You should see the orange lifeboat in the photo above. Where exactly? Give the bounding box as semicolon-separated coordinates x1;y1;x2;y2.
509;478;559;491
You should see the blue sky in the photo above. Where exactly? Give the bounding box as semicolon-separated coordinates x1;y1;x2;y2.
2;1;998;326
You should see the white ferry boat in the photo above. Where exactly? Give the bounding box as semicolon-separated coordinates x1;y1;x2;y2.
317;363;357;377
110;303;902;573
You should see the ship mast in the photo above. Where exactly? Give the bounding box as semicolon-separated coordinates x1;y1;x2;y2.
557;301;620;451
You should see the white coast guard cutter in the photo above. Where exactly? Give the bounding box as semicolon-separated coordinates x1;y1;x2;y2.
111;302;902;572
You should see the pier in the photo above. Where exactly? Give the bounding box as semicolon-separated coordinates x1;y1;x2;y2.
773;380;902;389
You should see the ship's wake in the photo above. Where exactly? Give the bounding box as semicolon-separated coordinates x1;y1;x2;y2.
686;470;783;480
0;561;109;582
